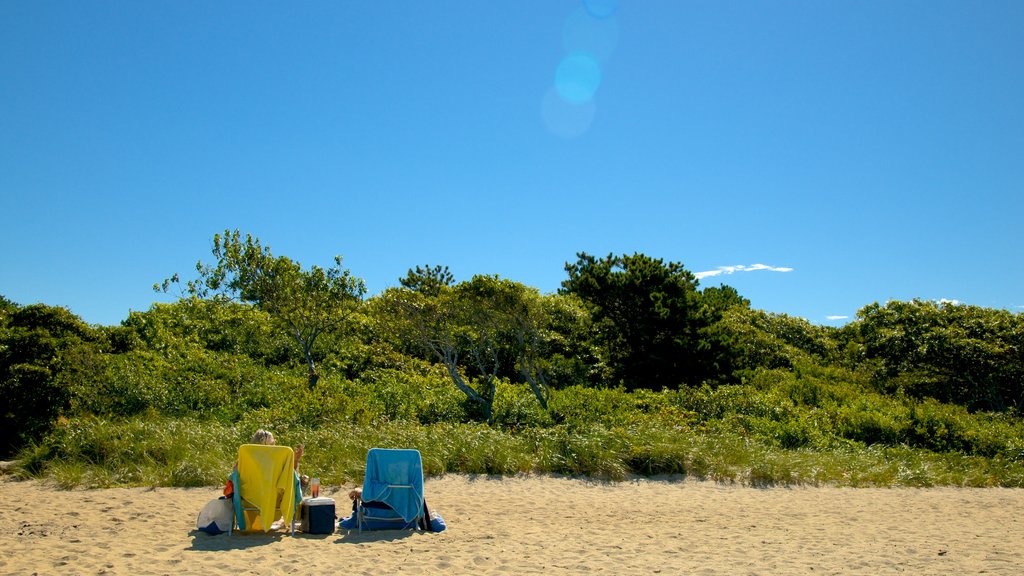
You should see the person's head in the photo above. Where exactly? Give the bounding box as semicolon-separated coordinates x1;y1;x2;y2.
250;429;276;445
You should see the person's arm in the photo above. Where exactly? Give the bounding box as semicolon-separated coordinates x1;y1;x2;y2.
293;444;304;471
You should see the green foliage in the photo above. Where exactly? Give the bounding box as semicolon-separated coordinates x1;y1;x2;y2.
0;303;107;457
356;367;469;424
561;252;738;389
549;385;668;428
833;396;908;446
373;275;560;424
16;398;1024;488
123;300;292;365
714;307;836;373
399;264;455;296
8;254;1024;489
158;229;366;387
856;299;1024;411
534;293;597;387
21;415;235;488
492;382;553;429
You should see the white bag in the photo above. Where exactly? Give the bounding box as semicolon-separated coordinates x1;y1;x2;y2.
196;498;233;534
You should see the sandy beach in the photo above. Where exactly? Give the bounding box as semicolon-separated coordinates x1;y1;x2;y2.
1;475;1021;575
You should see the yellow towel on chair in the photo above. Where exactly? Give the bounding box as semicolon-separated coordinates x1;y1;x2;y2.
237;444;296;532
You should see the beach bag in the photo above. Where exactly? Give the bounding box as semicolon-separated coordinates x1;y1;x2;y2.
428;512;447;532
196;497;233;534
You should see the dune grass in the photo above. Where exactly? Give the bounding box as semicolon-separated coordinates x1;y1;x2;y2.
15;410;1024;489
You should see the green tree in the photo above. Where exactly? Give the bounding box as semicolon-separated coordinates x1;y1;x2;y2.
711;307;834;374
856;299;1024;411
123;299;290;365
0;295;16;317
158;230;366;388
561;252;713;390
535;292;599;388
375;275;555;422
0;303;106;456
375;285;495;421
459;275;554;410
399;264;455;296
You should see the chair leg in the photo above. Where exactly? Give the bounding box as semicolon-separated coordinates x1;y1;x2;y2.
356;500;363;533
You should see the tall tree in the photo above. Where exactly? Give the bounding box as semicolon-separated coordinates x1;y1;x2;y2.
158;230;365;388
459;275;553;410
399;264;455;297
561;252;713;389
375;285;497;421
375;275;554;422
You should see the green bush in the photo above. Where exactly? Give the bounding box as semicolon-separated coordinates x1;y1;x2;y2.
549;385;672;429
8;291;1024;489
907;399;1023;457
833;396;908;446
355;368;468;425
492;383;552;429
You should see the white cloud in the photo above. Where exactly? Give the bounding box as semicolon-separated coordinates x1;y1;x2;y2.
826;315;849;321
938;298;961;306
695;263;794;279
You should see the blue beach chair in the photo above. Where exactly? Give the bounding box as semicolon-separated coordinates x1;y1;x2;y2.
352;448;430;532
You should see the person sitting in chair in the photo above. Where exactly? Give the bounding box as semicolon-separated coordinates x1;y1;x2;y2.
227;429;306;530
236;429;303;473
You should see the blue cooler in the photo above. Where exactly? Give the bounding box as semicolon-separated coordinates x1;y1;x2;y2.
301;497;336;534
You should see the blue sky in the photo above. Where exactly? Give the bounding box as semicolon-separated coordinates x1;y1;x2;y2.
2;0;1022;327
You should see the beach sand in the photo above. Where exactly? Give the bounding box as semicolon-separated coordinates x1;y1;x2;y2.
1;475;1021;575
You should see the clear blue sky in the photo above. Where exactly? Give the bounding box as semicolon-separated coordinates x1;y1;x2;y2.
3;1;1022;327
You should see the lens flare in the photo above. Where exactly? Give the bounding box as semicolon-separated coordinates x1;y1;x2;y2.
564;6;619;61
583;0;619;19
555;52;602;104
542;87;596;139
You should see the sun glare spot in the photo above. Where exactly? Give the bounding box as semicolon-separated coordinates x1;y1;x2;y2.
583;0;619;19
555;52;602;104
542;88;597;139
564;6;619;61
541;1;621;138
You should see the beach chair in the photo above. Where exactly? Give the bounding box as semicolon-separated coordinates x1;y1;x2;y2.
354;448;430;532
228;444;301;535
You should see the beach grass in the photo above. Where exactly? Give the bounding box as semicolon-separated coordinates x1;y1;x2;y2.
15;406;1024;489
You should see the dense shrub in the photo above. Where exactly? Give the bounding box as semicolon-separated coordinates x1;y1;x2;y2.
857;300;1024;411
0;304;107;456
548;385;676;429
5;292;1024;488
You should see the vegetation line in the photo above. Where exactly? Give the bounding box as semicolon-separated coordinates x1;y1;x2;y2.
2;232;1022;488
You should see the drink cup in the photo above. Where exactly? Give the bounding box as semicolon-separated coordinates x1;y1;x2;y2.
311;477;320;498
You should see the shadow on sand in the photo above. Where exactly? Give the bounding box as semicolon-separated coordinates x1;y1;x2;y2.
188;527;422;550
187;528;335;551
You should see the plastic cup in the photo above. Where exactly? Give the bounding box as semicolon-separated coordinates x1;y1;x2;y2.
310;477;320;498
